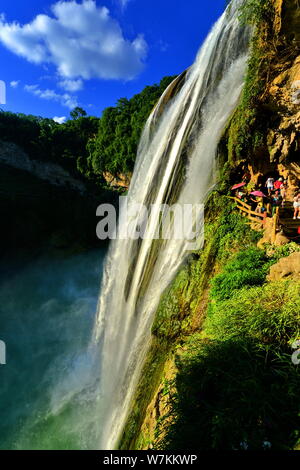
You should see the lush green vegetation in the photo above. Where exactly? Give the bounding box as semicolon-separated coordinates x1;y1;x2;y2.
0;109;99;177
87;76;176;176
151;196;261;341
0;76;175;187
238;0;275;26
209;247;269;301
157;276;300;450
155;240;300;450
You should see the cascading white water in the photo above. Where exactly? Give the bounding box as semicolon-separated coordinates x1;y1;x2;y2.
94;0;250;450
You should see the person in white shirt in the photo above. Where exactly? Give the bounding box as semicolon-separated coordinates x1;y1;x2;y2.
266;177;274;195
293;193;300;220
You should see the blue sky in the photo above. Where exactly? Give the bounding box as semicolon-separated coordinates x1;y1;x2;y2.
0;0;226;122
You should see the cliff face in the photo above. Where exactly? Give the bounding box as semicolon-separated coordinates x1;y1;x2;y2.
265;0;300;169
0;153;117;263
0;141;86;193
226;0;300;185
120;0;300;451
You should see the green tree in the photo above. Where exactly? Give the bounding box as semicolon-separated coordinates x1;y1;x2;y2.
89;75;176;176
70;107;87;120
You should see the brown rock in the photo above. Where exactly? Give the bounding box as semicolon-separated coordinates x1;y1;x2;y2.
103;171;131;189
268;252;300;281
257;218;274;248
274;232;290;246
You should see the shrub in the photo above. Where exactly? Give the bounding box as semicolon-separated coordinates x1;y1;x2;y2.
156;336;300;451
206;281;300;345
156;281;300;451
210;248;269;301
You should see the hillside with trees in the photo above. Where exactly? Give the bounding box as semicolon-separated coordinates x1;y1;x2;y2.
0;76;176;188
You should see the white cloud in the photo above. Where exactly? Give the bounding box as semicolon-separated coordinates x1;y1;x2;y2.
24;84;78;109
118;0;131;9
58;79;83;92
158;40;169;53
0;0;147;81
10;80;20;88
53;116;67;124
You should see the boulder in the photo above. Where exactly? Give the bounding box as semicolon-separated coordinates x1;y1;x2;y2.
268;252;300;281
274;232;290;246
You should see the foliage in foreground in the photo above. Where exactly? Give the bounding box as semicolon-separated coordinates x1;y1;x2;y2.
156;257;300;450
209;247;270;301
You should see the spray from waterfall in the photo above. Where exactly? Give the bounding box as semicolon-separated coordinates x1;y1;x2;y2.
94;0;250;450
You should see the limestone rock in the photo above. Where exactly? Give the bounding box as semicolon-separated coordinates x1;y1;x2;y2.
266;54;300;164
103;171;131;189
268;252;300;281
274;232;290;246
257;218;274;248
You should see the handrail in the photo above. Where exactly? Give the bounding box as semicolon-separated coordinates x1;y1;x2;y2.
236;203;266;220
227;196;267;224
271;206;280;243
228;196;266;222
227;196;251;210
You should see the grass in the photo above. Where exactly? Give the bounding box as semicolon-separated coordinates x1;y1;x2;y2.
154;252;300;450
156;336;300;450
209;247;270;301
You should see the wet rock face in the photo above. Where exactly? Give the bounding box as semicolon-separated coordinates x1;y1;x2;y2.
267;56;300;163
268;251;300;281
265;0;300;164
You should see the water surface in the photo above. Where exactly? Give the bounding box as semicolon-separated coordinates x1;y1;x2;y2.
0;249;106;449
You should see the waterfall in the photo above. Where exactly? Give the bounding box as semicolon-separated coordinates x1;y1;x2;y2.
94;0;250;450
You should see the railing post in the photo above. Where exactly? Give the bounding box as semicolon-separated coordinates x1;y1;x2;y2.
261;211;267;226
271;206;279;244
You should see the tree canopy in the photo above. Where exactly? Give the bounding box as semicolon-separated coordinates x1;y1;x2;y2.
0;75;176;187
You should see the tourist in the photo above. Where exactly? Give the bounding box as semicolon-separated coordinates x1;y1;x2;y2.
274;177;283;191
255;201;266;214
254;196;266;218
293;193;300;220
236;190;245;200
266;176;275;195
280;181;287;206
271;191;282;216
